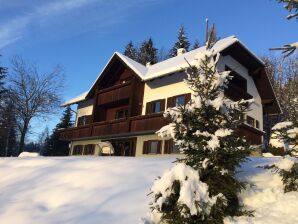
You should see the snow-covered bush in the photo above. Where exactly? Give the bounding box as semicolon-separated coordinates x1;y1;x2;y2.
265;156;298;193
146;163;227;224
266;122;298;192
145;38;253;223
269;121;298;156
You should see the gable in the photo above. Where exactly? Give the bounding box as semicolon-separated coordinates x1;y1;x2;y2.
87;54;143;98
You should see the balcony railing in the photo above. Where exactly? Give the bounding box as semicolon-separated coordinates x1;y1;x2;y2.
97;82;132;105
59;113;167;141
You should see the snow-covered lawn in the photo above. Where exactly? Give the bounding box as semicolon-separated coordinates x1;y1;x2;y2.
0;156;297;224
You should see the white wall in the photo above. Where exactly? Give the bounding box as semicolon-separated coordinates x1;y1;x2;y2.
217;55;263;130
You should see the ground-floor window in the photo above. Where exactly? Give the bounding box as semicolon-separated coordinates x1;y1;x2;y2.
143;140;162;154
83;144;95;155
164;139;180;154
73;145;83;155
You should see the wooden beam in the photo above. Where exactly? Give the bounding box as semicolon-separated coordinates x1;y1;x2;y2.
262;99;274;104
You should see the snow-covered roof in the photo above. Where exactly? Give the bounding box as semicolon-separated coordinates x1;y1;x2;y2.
62;91;88;106
63;36;264;106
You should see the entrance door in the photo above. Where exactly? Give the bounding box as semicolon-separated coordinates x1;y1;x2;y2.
109;138;136;157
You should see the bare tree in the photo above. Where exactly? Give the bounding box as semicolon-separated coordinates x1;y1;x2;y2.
270;0;298;56
9;56;64;154
261;54;298;147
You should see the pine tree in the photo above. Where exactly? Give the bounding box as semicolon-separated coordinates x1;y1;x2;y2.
192;39;200;50
43;106;73;156
124;41;138;61
0;95;17;156
169;25;191;57
146;37;252;223
138;38;158;65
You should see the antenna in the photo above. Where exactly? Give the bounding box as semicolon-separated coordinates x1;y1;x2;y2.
205;18;209;44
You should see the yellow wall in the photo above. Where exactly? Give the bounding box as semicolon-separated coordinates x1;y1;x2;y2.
141;72;193;115
75;99;94;126
70;139;102;156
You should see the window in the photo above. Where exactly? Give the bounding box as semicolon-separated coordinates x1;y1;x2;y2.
167;93;191;108
73;145;83;155
246;116;255;127
120;77;132;84
77;115;92;126
175;95;185;107
153;101;161;113
84;144;95;155
115;109;128;119
143;140;161;154
164;139;180;154
146;99;165;114
256;120;260;129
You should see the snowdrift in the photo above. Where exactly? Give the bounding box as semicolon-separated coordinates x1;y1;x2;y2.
0;156;297;224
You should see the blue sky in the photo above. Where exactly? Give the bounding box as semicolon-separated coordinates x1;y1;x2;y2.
0;0;297;141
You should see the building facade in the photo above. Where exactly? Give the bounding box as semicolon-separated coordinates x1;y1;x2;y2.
59;36;281;156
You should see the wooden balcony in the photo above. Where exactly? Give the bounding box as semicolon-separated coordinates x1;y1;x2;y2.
225;83;252;101
97;82;132;105
59;113;166;141
60;113;264;145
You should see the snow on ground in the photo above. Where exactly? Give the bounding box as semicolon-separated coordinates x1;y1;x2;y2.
0;156;297;224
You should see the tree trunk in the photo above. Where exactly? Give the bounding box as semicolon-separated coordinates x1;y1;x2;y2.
18;121;29;155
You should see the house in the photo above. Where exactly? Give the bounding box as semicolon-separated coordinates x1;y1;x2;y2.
59;36;281;156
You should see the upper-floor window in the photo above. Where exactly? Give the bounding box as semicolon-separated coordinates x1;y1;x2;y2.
167;93;191;108
115;108;128;119
175;95;185;107
146;99;165;114
77;115;92;126
153;101;161;113
246;115;255;127
245;115;260;129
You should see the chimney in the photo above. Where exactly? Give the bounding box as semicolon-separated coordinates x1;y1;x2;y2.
146;62;152;67
177;48;186;56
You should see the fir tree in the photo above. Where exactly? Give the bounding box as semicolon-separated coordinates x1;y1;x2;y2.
0;55;7;103
43;106;73;156
0;95;17;157
146;37;252;223
266;121;298;193
138;38;158;65
169;25;191;57
192;39;200;50
124;41;138;61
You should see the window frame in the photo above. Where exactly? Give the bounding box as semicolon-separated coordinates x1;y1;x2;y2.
84;144;95;155
73;145;83;155
115;108;128;120
246;115;255;127
143;140;162;154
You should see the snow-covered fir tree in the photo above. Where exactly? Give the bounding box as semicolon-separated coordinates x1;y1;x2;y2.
124;41;138;61
145;38;253;224
267;120;298;192
138;38;158;65
192;39;200;50
169;26;191;57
